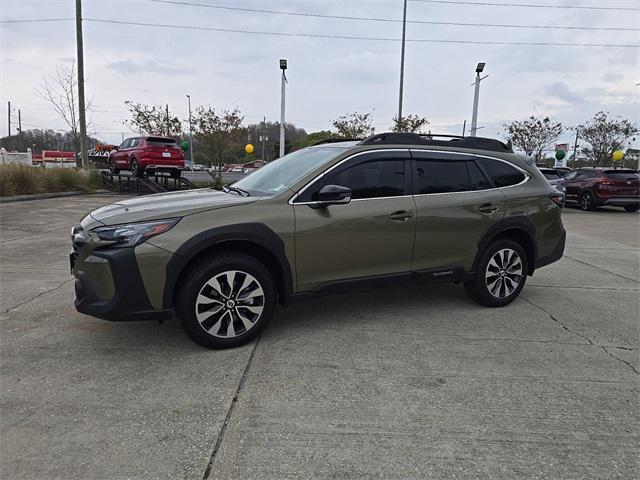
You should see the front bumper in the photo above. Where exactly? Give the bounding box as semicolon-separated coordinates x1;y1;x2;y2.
72;246;172;322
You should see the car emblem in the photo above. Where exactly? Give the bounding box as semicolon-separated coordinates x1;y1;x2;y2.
627;180;632;184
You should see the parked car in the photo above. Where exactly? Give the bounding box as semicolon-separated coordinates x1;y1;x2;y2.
228;166;244;173
71;132;566;349
563;168;639;212
193;164;206;172
554;166;573;177
108;136;184;178
538;167;566;194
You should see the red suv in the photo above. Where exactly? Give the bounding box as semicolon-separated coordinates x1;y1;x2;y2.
108;136;185;178
564;168;639;212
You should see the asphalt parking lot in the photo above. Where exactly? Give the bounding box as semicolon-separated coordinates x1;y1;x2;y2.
1;194;638;479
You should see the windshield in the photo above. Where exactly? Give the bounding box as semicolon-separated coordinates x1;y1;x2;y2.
541;170;562;180
232;147;346;197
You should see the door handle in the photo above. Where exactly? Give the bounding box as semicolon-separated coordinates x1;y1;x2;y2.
477;203;499;214
389;210;414;221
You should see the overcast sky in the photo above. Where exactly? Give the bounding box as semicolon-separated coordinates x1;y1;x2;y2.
1;0;638;149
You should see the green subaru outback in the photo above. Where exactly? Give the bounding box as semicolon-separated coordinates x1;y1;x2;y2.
71;133;566;349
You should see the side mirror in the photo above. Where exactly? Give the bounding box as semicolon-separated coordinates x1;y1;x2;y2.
314;184;351;208
112;146;119;151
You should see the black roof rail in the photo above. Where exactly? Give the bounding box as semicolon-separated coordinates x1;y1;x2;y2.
312;137;363;146
359;132;513;153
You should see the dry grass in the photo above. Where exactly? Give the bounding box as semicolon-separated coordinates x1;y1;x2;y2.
0;164;103;197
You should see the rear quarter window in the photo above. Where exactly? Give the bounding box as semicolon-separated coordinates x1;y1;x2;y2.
479;158;526;188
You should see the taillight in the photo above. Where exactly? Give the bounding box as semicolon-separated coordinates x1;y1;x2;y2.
549;192;564;207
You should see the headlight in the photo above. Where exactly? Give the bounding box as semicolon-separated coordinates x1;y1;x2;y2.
91;218;180;248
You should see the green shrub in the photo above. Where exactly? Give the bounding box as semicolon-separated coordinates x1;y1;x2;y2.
0;164;104;197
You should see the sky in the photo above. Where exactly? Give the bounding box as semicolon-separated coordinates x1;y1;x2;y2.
1;0;639;150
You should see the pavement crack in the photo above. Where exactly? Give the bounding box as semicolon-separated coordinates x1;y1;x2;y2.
202;336;261;479
521;296;595;345
0;279;74;315
564;254;639;284
601;346;640;376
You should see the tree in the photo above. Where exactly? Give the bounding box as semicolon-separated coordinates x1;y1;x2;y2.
391;114;429;133
0;129;101;153
193;106;246;180
332;112;374;138
576;112;638;166
246;121;306;161
294;130;333;148
36;62;93;166
124;101;182;137
503;116;563;160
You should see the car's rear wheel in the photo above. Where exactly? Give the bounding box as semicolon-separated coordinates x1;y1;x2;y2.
464;239;528;307
580;191;595;211
176;253;276;349
131;159;143;178
108;158;119;175
624;205;639;212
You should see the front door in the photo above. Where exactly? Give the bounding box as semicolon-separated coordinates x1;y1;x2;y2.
293;150;416;292
410;151;507;275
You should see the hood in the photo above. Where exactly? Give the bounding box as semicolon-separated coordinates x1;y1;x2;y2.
88;188;256;226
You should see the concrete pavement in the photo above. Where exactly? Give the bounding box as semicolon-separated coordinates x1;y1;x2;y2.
1;195;638;479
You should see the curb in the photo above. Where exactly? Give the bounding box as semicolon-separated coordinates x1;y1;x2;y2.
0;189;111;204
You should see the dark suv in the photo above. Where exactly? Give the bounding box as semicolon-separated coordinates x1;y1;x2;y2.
71;133;566;349
563;168;639;212
109;136;185;178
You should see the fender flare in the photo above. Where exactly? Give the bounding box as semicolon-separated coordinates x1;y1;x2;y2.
162;222;293;308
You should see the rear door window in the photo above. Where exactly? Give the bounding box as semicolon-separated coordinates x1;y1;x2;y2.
479;158;526;188
415;160;469;194
467;161;492;191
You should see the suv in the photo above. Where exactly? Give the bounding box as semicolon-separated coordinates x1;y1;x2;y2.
108;136;185;178
563;168;639;212
537;167;566;194
71;133;566;349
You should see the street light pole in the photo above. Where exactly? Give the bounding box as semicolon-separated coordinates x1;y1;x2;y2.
75;0;88;168
398;0;408;123
470;62;487;137
279;59;287;158
186;94;193;164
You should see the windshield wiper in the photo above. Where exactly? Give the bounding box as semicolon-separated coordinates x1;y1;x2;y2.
223;185;251;197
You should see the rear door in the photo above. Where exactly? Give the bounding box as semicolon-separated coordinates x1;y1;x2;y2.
601;170;640;198
293;150;416;291
410;151;506;277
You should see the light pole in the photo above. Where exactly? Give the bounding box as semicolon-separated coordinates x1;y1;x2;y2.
279;59;287;158
75;0;88;168
398;0;408;123
186;94;193;164
470;62;488;137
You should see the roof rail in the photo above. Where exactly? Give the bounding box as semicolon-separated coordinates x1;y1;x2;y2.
359;132;513;154
312;138;363;146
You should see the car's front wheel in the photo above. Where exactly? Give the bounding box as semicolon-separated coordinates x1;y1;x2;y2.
580;191;595;211
464;239;528;307
176;253;276;349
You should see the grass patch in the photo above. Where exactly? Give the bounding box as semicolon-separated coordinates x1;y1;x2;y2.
0;164;104;197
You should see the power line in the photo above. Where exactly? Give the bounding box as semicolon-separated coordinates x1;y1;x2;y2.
83;18;640;48
408;0;640;11
149;0;639;32
0;18;74;23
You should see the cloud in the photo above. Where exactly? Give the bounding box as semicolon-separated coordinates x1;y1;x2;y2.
545;81;586;104
602;72;624;83
107;59;195;76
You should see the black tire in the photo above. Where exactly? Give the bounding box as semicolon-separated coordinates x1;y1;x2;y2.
108;158;119;175
131;158;143;178
170;170;181;179
624;205;639;213
580;191;595;211
176;253;276;349
464;239;528;307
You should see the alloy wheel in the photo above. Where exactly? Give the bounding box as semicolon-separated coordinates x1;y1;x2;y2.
485;248;523;298
581;193;591;211
194;270;264;338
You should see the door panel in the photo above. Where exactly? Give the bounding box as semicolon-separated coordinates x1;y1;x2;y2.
293;150;415;292
410;151;506;272
294;197;417;291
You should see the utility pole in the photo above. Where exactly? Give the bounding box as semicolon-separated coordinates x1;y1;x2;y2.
572;128;579;168
462;120;466;137
279;59;287;158
7;101;11;138
75;0;88;169
398;0;408;123
18;109;22;150
261;116;266;161
470;62;487;137
186;94;193;164
165;104;170;137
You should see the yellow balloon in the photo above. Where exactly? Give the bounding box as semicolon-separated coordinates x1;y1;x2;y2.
612;150;624;161
245;143;254;154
